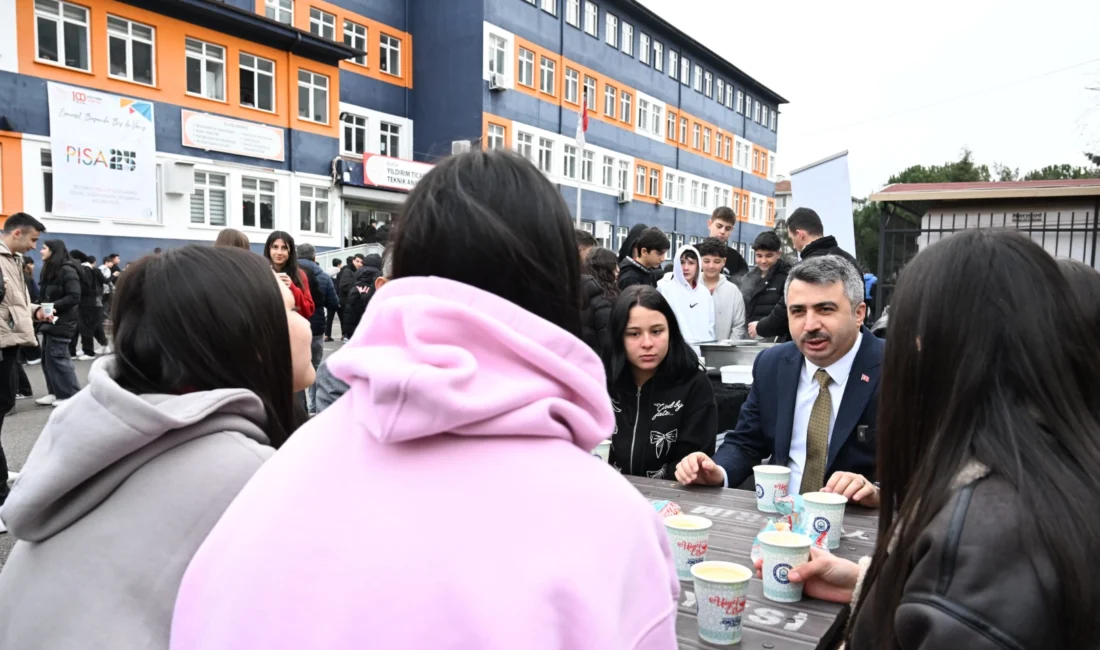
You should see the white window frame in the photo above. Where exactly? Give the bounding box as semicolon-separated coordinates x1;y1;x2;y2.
541;0;557;15
379;121;401;157
769;154;776;181
701;183;709;208
654;41;663;71
602;155;614;187
297;69;329;124
691;180;699;207
34;0;91;72
639;33;650;64
343;20;367;66
621;22;633;55
664;173;673;201
341;113;366;155
565;68;579;103
299;185;330;234
635;165;646;194
649;168;659;197
692;123;700;149
737;91;745;114
241;177;276;230
679;116;687;144
107;15;155;86
725;86;734;109
309;8;336;40
518;48;535;87
620;90;631;123
584;76;597;110
604;84;617;117
755;100;762;123
584;1;598;37
703;127;711;154
637;98;649;132
41;149;54;214
488;34;507;77
693;64;702;92
715;79;724;104
563;144;577;178
704;71;713;97
379;33;402;77
514;131;534;162
669;50;678;79
667;110;676;140
566;0;580;27
676;176;685;203
264;0;293;24
240;52;276;112
605;13;617;47
681;57;690;86
724;136;731;161
538;137;554;174
771;109;777;131
190;171;228;227
539;56;555;95
651;104;662;137
618;160;629;192
581;150;594;183
185;38;226;102
488;123;506;150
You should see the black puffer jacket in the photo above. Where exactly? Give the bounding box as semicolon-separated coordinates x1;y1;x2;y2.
335;265;356;305
39;261;82;339
77;264;104;309
745;258;792;338
753;238;859;341
579;275;614;361
800;235;859;268
343;254;383;338
617;257;658;291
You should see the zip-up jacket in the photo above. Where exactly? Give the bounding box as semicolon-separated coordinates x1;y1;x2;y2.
608;369;718;479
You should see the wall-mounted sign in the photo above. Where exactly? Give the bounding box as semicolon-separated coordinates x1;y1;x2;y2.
181;110;285;162
47;81;157;220
362;153;433;192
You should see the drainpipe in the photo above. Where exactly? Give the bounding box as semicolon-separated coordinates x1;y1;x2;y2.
1092;196;1099;268
672;55;682;241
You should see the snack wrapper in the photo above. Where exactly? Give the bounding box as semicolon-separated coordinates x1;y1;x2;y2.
750;493;829;563
650;500;682;519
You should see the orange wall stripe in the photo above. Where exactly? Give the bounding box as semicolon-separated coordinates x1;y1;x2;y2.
0;133;24;219
482;112;512;150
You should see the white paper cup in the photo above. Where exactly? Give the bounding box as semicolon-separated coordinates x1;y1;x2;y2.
759;530;812;602
802;491;848;550
753;465;791;513
40;303;55;319
691;561;752;646
592;440;611;462
664;514;712;581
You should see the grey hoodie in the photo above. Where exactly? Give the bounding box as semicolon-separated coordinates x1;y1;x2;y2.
710;274;747;341
0;357;274;650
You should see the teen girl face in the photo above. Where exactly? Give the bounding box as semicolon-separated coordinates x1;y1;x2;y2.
269;239;290;268
624;306;669;372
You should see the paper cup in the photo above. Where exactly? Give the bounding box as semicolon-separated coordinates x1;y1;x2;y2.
802;491;848;550
40;303;55;319
691;561;751;646
759;531;812;602
592;440;611;462
753;465;791;513
664;514;712;581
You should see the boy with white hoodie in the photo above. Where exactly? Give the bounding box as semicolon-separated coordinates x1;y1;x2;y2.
698;237;747;340
657;244;715;343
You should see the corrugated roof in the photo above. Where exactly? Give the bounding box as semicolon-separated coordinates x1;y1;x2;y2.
775;180;791;193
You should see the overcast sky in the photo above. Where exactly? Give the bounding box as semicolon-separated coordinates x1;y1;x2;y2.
641;0;1100;197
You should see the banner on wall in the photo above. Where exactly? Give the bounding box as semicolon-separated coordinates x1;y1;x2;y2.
47;81;158;221
362;153;433;191
181;110;285;162
790;150;856;256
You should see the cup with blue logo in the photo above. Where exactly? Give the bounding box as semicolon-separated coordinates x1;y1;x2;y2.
802;492;847;550
752;465;791;513
691;561;752;646
758;530;812;602
663;514;713;581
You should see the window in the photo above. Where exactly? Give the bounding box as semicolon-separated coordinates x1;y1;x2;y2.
651;105;662;137
563;144;577;178
344;20;367;65
297;70;329;123
681;57;690;86
107;16;155;85
704;71;713;97
488;124;506;150
541;0;557;15
564;68;579;103
664;173;673;201
724;136;732;161
693;64;702;92
584;76;597;110
265;0;292;24
605;13;617;47
716;79;724;104
299;186;330;234
654;41;663;71
649;169;659;197
618;160;629;192
752;149;760;172
581;150;594;182
341;113;366;155
679;116;687;144
621;23;633;55
691;180;699;207
637;98;649;132
584;1;598;37
602;155;613;187
379;34;401;76
539;56;556;95
240;53;275;112
566;0;580;26
667;111;676;139
538;138;553;173
703;127;711;154
754;100;762;123
186;38;226;101
518;48;535;86
515;132;533;162
488;34;507;76
241;177;275;230
701;183;709;208
692;123;700;149
771;109;777;131
669;51;678;79
604;84;617;117
524;0;535;4
41;150;53;213
190;171;227;226
380;122;401;157
34;0;90;71
309;8;336;40
737;90;745;114
617;226;628;249
676;176;685;203
636;165;646;194
620;90;631;123
769;154;776;177
725;86;733;109
639;33;649;64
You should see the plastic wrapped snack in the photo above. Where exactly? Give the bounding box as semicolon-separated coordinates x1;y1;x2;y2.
650;500;682;519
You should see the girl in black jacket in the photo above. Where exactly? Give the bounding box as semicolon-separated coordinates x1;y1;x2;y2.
35;240;82;406
579;248;619;362
605;285;717;479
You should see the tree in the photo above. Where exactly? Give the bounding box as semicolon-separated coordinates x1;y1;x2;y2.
1020;156;1100;180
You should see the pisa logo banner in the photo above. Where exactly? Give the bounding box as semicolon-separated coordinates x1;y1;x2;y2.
47;82;157;221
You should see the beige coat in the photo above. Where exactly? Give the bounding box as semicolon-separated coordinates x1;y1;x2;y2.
0;241;39;348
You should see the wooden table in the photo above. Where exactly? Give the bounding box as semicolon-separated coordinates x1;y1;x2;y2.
627;477;879;650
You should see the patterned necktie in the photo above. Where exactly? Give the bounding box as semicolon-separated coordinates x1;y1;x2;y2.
801;369;832;493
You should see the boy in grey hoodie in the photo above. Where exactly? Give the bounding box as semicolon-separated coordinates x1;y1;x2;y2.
698;237;747;340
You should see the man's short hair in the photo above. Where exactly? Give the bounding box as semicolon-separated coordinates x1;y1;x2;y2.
785;254;864;310
710;206;736;226
753;231;782;252
574;228;598;249
332;258;342;267
107;253;120;262
635;227;670;255
354;254;365;261
346;256;355;265
88;256;97;265
298;243;317;261
696;237;728;259
2;212;46;235
23;258;34;268
786;208;824;237
70;249;87;263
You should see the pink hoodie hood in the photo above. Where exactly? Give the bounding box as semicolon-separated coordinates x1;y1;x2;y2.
326;276;612;449
172;277;680;650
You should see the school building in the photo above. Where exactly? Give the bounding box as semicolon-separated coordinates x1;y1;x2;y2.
0;0;784;262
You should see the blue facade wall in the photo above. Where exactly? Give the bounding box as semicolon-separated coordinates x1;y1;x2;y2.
221;0;255;12
328;0;409;32
340;70;409;117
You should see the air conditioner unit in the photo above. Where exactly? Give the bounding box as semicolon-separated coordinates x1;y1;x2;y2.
451;140;472;155
489;73;507;91
595;221;612;239
163;162;195;195
617;190;631;204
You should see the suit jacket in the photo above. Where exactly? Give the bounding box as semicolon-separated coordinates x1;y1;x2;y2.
713;328;883;489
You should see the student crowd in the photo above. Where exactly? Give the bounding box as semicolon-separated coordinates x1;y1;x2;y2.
0;148;1097;649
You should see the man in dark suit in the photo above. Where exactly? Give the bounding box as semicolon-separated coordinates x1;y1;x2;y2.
676;254;884;507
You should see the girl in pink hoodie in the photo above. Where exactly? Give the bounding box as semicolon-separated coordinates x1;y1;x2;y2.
171;151;681;650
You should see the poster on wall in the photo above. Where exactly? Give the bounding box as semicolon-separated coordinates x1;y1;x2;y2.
47;81;158;221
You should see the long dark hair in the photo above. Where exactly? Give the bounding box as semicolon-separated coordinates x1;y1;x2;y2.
585;247;620;301
40;239;73;285
109;246;305;448
1058;259;1100;331
606;285;700;391
264;230;303;290
617;223;648;262
390;150;582;335
852;230;1100;647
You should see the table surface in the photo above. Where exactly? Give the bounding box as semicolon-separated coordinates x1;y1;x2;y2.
627;477;880;650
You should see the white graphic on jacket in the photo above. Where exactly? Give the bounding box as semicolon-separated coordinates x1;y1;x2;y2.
652;400;683;420
647;466;667;479
650;429;678;457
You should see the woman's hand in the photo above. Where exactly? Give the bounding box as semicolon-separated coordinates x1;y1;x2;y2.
754;548;860;604
823;472;880;508
275;272;293;289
